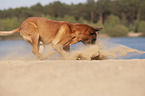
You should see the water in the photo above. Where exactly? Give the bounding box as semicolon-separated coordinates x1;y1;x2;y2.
0;37;145;59
0;40;33;59
100;37;145;59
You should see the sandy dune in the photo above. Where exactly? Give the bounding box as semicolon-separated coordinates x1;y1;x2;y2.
0;59;145;96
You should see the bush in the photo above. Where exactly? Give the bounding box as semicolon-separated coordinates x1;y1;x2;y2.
0;17;21;39
129;25;136;32
41;14;57;20
105;24;129;37
0;17;20;31
136;20;145;32
103;14;129;37
135;20;145;36
58;15;77;23
104;14;120;27
137;21;145;32
41;15;77;23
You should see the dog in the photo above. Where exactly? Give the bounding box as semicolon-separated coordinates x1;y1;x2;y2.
0;17;102;59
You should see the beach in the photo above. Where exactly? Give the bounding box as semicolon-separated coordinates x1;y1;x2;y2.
0;59;145;96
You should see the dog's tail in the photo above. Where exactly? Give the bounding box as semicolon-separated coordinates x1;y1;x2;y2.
0;27;20;36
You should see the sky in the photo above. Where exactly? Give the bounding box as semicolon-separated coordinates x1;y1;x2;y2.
0;0;86;10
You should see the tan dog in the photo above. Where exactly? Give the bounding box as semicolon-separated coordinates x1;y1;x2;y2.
0;17;102;58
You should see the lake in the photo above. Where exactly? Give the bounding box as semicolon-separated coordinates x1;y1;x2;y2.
100;37;145;59
0;37;145;59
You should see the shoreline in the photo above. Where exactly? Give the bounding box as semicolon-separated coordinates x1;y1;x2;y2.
0;32;144;40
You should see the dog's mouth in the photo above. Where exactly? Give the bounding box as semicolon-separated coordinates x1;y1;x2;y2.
82;39;96;45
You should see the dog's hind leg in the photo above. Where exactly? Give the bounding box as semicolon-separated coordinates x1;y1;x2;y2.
32;34;42;57
52;44;69;58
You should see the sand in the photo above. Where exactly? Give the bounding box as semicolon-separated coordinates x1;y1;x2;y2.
0;59;145;96
0;39;145;96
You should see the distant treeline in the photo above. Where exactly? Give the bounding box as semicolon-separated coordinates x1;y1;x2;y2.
0;0;145;38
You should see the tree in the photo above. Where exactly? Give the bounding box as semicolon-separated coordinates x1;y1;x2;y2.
30;3;43;17
70;3;88;20
96;0;113;24
45;1;70;18
87;0;96;23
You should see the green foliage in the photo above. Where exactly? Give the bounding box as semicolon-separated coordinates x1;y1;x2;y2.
103;14;129;37
0;17;21;39
0;0;144;24
45;1;70;18
105;24;129;37
70;3;88;21
0;17;20;31
129;25;136;32
41;14;57;20
104;14;120;27
1;0;145;38
41;15;77;23
58;15;77;23
136;20;145;32
135;20;145;36
30;3;43;17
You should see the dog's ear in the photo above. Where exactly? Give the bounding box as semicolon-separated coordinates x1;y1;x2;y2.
95;27;103;31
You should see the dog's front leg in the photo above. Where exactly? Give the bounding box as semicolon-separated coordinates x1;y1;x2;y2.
52;44;69;59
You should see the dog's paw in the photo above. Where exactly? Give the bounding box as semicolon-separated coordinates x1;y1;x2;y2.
91;54;106;60
37;55;48;60
76;54;88;60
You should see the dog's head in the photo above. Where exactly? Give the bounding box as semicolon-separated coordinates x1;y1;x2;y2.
81;27;103;45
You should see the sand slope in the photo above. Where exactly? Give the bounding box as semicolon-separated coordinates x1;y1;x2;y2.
0;59;145;96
